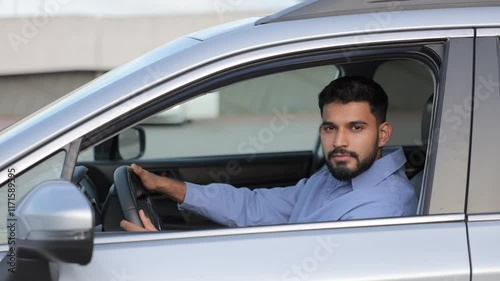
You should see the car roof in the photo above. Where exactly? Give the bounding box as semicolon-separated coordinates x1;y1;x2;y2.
257;0;500;24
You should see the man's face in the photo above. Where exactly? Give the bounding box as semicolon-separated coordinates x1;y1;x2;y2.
320;101;383;181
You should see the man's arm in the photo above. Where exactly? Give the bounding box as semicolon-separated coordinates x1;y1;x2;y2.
122;163;305;230
131;163;187;202
179;179;305;227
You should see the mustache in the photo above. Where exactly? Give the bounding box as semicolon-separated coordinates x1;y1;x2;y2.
327;148;359;161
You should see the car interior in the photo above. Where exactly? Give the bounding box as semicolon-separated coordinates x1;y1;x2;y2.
74;55;436;232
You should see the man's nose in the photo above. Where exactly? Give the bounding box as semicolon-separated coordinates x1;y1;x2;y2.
333;128;348;148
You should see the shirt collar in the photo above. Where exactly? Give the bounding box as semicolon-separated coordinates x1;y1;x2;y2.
350;146;407;190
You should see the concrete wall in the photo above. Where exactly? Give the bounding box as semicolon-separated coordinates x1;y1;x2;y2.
0;13;270;74
0;12;275;126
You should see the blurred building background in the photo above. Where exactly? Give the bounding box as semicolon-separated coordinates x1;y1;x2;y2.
0;0;299;128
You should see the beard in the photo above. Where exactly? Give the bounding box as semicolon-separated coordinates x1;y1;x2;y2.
325;141;379;181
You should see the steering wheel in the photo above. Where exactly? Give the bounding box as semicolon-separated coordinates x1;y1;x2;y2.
113;166;162;230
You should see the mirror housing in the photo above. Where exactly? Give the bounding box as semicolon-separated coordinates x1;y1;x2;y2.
94;127;145;160
0;180;94;281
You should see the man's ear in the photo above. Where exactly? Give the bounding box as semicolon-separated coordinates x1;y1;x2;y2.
378;122;392;147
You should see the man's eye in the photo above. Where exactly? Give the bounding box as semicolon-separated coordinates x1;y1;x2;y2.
323;126;336;132
352;125;363;131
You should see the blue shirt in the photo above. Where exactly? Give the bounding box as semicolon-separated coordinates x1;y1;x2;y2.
179;146;418;227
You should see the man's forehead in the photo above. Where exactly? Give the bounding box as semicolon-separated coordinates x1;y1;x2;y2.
321;101;375;123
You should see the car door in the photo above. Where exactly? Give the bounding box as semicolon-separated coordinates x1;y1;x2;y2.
48;24;474;280
466;30;500;281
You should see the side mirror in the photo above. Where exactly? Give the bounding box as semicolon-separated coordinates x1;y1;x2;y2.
94;127;145;161
0;180;94;281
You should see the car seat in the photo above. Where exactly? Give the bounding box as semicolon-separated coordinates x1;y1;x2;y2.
409;94;433;200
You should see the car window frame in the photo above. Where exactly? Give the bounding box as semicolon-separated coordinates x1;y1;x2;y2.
82;34;471;232
418;37;474;215
81;31;470;220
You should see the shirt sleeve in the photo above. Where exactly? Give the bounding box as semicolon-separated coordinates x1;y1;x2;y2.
339;201;405;221
178;178;308;227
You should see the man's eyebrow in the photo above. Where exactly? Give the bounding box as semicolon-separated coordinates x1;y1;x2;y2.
320;120;368;126
320;121;335;126
349;120;368;125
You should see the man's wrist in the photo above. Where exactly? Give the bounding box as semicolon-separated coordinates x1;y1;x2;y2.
156;176;186;203
155;176;171;194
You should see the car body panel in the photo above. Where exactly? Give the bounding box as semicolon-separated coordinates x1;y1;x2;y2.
467;35;500;213
59;215;469;281
466;30;500;281
468;215;500;281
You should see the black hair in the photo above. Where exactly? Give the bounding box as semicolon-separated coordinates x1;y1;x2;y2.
318;76;388;124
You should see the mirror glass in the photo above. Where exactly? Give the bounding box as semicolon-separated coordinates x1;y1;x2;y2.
118;128;141;159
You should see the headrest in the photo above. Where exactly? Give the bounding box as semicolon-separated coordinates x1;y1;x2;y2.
421;95;433;146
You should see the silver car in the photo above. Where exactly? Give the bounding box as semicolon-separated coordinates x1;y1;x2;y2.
1;0;499;280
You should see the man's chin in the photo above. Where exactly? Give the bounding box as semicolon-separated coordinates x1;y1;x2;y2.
330;160;354;170
326;164;357;181
331;170;356;181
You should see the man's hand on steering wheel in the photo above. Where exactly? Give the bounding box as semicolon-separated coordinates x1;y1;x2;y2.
118;163;188;232
130;163;188;203
130;163;159;192
121;209;158;232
